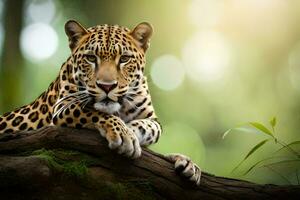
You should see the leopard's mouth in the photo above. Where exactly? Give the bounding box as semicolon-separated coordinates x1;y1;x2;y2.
93;97;121;114
83;95;123;114
100;97;114;104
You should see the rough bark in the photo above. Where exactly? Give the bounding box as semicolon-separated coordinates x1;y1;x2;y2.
0;127;299;200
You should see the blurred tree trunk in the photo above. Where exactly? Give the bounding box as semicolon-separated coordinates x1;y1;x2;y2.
0;0;25;113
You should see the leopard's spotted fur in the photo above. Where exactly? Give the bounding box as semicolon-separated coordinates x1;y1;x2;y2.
0;20;201;185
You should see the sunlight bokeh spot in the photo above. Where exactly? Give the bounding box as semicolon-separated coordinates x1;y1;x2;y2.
20;23;58;62
27;0;56;23
182;31;231;82
188;0;223;28
150;54;185;91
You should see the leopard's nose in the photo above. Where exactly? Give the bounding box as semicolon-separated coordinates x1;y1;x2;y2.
96;81;118;93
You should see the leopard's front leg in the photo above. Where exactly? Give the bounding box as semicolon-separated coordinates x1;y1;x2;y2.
127;118;162;146
52;106;141;158
94;114;142;158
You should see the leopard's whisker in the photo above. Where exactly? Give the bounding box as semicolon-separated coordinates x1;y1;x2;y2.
54;93;88;112
125;92;144;98
53;94;90;119
54;91;89;107
81;98;92;110
53;98;85;119
124;97;138;109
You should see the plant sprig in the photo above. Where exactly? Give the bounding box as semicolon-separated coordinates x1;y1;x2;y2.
223;116;300;184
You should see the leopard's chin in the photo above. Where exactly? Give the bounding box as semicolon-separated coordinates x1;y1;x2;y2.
93;98;121;114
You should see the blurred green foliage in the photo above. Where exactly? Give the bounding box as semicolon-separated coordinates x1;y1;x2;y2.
1;0;300;185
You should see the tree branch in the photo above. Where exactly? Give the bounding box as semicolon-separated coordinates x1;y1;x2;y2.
0;126;299;200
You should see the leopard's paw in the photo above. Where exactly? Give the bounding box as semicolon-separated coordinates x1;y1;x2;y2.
166;153;201;186
106;128;142;159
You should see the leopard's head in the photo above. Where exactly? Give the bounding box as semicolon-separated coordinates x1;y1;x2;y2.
64;20;153;114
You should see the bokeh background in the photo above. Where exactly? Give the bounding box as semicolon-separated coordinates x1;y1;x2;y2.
1;0;300;185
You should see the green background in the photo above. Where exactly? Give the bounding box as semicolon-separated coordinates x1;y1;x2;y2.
1;0;300;185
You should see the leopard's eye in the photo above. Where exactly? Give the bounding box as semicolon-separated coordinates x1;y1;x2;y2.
85;55;97;63
119;55;131;63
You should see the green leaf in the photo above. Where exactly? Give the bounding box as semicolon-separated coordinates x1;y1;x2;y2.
275;140;300;154
262;165;292;184
244;159;265;175
269;117;277;128
222;126;259;139
262;159;300;167
232;139;270;172
283;140;300;147
249;122;273;137
244;139;270;160
243;156;286;175
222;129;232;139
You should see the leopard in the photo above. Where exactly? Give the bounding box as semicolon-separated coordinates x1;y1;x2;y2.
0;20;201;185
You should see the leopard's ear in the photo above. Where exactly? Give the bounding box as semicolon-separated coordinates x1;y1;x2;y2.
65;20;88;51
130;22;153;52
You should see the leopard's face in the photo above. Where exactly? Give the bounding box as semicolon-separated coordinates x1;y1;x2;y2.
65;21;153;114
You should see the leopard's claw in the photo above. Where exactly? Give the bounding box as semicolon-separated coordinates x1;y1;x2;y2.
166;153;201;186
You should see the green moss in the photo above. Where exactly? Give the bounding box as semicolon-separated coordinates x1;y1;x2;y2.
31;148;88;178
98;181;160;200
61;161;87;177
12;149;162;199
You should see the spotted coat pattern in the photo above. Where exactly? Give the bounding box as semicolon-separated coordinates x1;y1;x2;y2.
0;21;161;158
